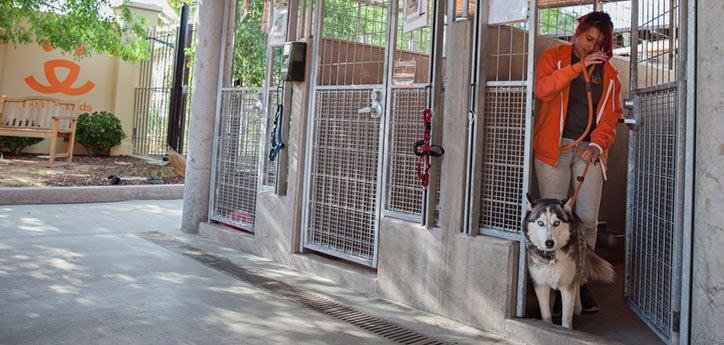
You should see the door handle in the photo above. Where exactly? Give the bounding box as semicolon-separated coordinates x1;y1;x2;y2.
358;101;383;118
621;98;638;130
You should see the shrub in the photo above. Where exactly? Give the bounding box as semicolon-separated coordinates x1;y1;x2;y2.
0;136;44;155
76;111;126;156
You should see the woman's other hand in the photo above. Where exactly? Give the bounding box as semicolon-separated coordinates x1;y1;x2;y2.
579;146;602;163
584;52;608;67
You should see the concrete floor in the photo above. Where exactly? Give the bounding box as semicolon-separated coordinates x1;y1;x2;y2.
0;200;516;345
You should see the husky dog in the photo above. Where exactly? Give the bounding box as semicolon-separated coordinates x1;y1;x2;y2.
524;194;615;329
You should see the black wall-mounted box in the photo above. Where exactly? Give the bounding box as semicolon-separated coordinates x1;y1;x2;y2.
281;41;306;82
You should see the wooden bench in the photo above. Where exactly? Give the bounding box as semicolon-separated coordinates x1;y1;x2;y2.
0;96;79;163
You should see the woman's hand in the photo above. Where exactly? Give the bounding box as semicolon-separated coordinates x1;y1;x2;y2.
584;52;608;67
579;146;601;163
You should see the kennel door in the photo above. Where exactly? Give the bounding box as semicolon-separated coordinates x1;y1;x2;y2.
209;0;285;231
300;0;395;267
624;0;690;343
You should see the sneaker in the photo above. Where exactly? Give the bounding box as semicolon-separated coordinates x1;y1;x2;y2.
580;284;599;313
552;291;562;317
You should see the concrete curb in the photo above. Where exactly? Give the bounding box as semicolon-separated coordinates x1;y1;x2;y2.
0;184;184;205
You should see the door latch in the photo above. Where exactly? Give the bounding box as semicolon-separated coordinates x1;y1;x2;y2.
358;90;384;119
621;98;638;129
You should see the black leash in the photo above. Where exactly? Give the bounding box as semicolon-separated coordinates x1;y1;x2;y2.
268;97;285;162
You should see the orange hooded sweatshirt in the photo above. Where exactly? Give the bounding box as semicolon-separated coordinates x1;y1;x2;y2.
533;44;623;179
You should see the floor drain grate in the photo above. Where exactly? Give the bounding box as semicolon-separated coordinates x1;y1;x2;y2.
138;231;449;345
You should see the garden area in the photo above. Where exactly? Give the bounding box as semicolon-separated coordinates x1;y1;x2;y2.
0;110;184;187
0;154;182;187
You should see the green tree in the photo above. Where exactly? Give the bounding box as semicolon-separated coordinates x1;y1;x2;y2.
232;0;268;87
0;0;149;62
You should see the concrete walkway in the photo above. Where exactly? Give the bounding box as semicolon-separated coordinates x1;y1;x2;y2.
0;200;518;345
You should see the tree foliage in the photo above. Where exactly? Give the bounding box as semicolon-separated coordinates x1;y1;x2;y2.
0;0;150;62
232;0;267;87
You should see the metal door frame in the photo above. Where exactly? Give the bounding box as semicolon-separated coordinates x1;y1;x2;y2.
464;0;537;318
300;0;397;267
208;0;288;231
624;0;694;343
380;0;445;227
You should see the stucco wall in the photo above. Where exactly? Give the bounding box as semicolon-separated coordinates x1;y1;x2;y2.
691;1;724;344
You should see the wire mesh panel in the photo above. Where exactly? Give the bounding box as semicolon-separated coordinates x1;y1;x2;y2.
210;89;264;230
303;0;391;267
383;0;434;221
627;85;677;340
635;0;678;86
476;22;532;236
478;86;527;234
385;87;428;218
625;0;682;342
306;88;382;264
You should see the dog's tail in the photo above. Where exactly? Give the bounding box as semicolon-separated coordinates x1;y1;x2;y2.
585;251;615;283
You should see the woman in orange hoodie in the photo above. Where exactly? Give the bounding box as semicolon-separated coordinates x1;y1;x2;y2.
533;11;623;312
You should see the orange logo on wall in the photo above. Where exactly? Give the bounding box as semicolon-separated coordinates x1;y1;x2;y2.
24;59;95;96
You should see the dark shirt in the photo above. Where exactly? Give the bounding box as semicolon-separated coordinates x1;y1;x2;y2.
562;53;603;142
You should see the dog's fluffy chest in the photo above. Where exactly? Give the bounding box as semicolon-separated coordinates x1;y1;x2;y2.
528;251;577;289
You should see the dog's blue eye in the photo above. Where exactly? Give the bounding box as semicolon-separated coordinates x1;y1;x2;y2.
537;221;545;226
553;220;560;226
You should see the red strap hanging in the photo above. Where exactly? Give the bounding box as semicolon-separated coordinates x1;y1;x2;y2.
413;109;444;189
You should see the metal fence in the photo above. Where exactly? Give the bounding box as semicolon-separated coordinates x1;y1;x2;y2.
132;28;194;157
302;0;390;267
133;31;176;157
306;88;383;265
133;87;172;156
478;85;527;235
476;23;532;238
625;0;681;341
209;88;264;230
383;0;435;222
385;87;429;219
627;85;677;339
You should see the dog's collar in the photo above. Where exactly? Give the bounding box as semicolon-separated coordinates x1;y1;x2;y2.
526;241;556;264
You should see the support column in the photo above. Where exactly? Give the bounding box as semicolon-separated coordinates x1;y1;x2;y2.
181;0;229;233
440;18;472;234
691;0;724;343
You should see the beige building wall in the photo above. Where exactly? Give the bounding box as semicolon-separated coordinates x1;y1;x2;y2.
0;4;162;156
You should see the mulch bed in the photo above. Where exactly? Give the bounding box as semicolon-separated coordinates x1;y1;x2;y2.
0;154;184;187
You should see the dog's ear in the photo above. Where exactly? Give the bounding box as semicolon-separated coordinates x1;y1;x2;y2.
561;196;572;211
525;193;535;211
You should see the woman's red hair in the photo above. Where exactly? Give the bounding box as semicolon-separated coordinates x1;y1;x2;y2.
573;11;615;58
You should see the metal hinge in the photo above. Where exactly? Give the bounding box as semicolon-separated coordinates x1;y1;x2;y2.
672;311;680;333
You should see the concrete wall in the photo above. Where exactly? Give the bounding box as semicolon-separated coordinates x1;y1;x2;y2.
691;1;724;343
0;5;161;156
